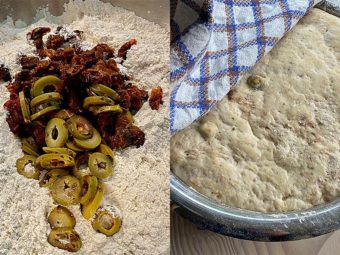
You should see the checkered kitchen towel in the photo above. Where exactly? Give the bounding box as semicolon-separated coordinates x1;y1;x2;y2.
170;0;321;133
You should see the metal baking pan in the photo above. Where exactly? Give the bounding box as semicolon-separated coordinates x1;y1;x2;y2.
171;3;340;241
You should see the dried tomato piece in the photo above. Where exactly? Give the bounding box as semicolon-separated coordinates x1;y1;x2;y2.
125;86;146;112
27;27;51;40
118;39;137;60
0;64;11;82
80;60;117;86
20;55;40;69
117;90;131;109
46;34;65;49
67;90;83;114
4;96;24;135
93;44;114;60
32;123;46;146
149;86;163;110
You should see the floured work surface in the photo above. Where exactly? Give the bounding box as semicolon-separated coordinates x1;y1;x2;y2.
171;9;340;213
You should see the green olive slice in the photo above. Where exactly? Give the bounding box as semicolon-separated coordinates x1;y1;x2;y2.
124;110;134;123
80;175;98;205
31;75;62;98
89;84;120;101
67;115;93;140
22;144;40;157
37;153;75;169
72;154;91;179
81;182;104;220
31;105;60;121
22;137;40;157
19;91;31;124
83;96;114;110
45;118;69;148
53;109;75;120
74;128;101;150
88;152;113;179
66;140;85;152
97;144;115;160
48;206;76;229
39;169;69;188
92;209;122;236
30;92;63;109
47;227;82;252
16;155;39;179
89;105;123;116
43;147;76;158
50;175;81;206
247;75;265;89
22;136;39;151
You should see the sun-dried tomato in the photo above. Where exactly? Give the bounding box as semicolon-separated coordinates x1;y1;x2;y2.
118;39;137;60
149;86;163;110
27;27;51;40
46;34;64;49
4;96;24;135
0;64;11;82
125;85;146;112
32;123;46;146
118;90;131;109
20;55;40;69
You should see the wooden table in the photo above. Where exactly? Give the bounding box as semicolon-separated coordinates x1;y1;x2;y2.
171;212;340;255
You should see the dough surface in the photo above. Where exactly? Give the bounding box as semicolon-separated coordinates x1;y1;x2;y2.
171;9;340;212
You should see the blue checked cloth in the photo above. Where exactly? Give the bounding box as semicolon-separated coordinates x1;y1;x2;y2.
170;0;321;133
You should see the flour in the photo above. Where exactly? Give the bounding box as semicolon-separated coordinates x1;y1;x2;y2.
0;1;170;254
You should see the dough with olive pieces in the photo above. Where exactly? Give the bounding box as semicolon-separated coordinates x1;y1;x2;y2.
171;9;340;212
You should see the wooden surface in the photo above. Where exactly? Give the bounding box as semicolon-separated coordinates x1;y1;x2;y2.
171;211;340;255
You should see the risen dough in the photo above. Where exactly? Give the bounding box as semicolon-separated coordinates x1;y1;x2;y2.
171;9;340;212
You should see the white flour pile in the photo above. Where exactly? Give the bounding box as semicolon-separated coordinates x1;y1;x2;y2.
0;1;169;254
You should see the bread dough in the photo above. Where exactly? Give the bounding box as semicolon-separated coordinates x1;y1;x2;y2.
171;9;340;213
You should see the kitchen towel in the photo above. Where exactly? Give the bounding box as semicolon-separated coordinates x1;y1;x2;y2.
170;0;321;133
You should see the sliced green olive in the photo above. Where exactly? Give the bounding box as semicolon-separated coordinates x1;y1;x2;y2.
22;144;40;157
97;144;115;160
39;169;69;188
88;152;113;179
81;181;104;220
43;147;76;158
66;140;85;152
30;92;63;109
89;105;123;116
247;75;265;89
31;75;62;98
80;175;98;205
45;118;69;148
83;96;114;110
37;153;75;169
16;155;40;179
53;109;75;120
67;115;93;140
74;128;101;150
92;209;122;236
22;137;40;157
31;105;60;121
89;84;120;101
72;154;91;179
47;227;82;252
50;175;81;206
19;91;31;124
48;206;76;229
124;110;134;123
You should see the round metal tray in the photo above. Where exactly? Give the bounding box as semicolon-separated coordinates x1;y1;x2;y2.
171;174;340;241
